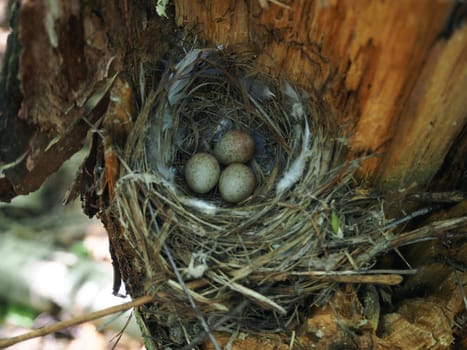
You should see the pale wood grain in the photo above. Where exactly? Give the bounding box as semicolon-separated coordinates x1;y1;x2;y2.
174;0;464;189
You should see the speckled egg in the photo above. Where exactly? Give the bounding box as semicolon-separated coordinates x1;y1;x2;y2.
185;153;220;194
214;129;255;165
219;163;256;203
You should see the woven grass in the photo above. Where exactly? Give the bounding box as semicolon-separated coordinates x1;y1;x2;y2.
113;47;398;347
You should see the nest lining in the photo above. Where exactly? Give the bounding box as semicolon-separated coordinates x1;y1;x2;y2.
114;47;389;345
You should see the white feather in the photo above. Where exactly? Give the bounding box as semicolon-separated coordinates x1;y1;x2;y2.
168;49;215;105
242;77;275;100
291;102;305;119
167;49;201;105
284;82;307;120
186;252;208;279
117;173;176;191
283;82;299;102
276;121;311;194
182;197;218;215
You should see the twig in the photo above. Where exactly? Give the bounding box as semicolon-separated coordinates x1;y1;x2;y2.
209;272;286;314
162;243;221;350
255;269;416;284
291;272;404;285
0;295;154;349
405;191;465;203
383;206;437;230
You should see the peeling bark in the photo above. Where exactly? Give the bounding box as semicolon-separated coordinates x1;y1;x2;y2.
0;1;170;201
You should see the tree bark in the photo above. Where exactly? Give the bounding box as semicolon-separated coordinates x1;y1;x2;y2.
0;0;171;202
0;1;466;349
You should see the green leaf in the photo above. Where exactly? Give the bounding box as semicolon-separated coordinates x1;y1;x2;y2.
331;211;343;238
5;303;39;328
71;241;90;258
156;0;170;18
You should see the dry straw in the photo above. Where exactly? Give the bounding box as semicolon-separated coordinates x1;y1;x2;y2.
111;47;429;347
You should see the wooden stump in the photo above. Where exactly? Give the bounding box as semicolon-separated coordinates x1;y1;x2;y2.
0;1;466;349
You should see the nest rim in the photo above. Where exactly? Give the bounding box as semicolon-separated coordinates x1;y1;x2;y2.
112;46;390;345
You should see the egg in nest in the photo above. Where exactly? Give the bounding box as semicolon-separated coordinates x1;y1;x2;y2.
214;130;255;165
219;163;256;203
184;153;220;194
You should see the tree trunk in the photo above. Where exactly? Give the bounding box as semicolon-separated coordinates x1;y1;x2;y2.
174;0;467;190
2;1;466;201
0;1;466;349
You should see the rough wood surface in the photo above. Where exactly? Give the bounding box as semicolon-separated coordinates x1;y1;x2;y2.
1;2;466;349
0;0;112;201
174;0;466;188
379;26;467;189
205;266;466;350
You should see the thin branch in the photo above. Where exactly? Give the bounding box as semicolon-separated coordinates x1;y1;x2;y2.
292;272;404;285
383;206;437;230
0;295;154;349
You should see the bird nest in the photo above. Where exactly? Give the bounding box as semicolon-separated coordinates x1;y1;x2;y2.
113;47;390;347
